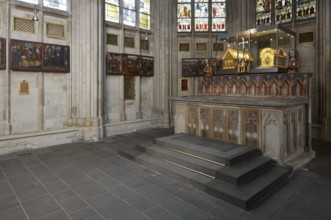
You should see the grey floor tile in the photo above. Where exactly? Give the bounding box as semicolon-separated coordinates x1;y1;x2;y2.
86;215;104;220
270;209;306;220
54;189;77;201
121;176;155;194
57;195;88;214
306;198;331;217
98;177;120;190
115;209;150;220
14;182;48;202
43;158;72;170
0;181;14;199
0;195;20;212
87;192;133;219
104;166;131;181
70;207;98;220
84;169;109;182
125;194;156;211
167;201;211;220
43;179;69;195
0;206;28;220
0;158;24;169
143;188;179;208
8;173;39;188
144;206;179;220
2;166;30;178
21;194;62;219
37;210;71;220
70;179;107;199
0;170;7;183
109;184;139;199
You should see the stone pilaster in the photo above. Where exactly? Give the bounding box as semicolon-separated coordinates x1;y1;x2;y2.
70;0;105;140
318;0;331;141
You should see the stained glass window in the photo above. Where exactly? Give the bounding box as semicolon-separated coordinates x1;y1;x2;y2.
140;0;151;30
177;0;227;33
211;0;226;32
194;0;209;32
275;0;293;24
106;0;120;23
177;0;192;32
296;0;316;21
256;0;271;25
123;0;136;27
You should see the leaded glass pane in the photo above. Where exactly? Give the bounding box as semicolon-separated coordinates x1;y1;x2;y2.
195;3;208;18
43;0;67;11
212;18;225;32
106;0;119;5
124;9;136;26
296;0;316;20
256;0;271;25
124;0;136;10
140;0;151;30
212;2;226;17
19;0;36;4
106;4;120;23
275;0;293;24
195;18;208;32
178;1;192;32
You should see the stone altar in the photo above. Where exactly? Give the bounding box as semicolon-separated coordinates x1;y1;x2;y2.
170;73;315;168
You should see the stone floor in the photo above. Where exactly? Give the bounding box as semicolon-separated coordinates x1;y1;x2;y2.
0;128;330;220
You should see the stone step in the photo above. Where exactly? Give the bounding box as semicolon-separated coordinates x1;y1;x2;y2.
206;166;291;210
119;148;213;190
119;147;291;210
154;133;261;166
136;143;223;177
215;156;274;185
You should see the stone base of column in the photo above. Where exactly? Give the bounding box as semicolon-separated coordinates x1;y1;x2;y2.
322;118;331;142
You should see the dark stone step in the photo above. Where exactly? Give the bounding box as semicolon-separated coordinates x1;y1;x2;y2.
154;133;261;166
119;147;213;190
205;166;291;210
215;156;274;185
136;143;223;177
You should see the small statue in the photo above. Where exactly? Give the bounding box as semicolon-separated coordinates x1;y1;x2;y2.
287;49;299;73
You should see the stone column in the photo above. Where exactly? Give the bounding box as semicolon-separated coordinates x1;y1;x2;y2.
70;0;105;140
153;0;176;126
318;0;331;141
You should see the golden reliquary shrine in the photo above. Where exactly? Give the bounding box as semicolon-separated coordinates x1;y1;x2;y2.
215;24;296;74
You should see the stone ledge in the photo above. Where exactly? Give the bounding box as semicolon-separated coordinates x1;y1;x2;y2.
0;128;79;155
104;118;160;136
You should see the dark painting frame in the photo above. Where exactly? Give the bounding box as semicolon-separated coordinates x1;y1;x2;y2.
139;56;154;77
10;39;42;72
122;54;140;76
0;38;5;70
43;43;70;73
182;58;205;77
106;52;123;75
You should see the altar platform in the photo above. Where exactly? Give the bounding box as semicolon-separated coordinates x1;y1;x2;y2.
171;73;315;169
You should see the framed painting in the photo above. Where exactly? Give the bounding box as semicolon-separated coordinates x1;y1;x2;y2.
0;38;5;70
182;58;205;77
196;43;207;52
42;43;70;73
213;42;224;51
140;39;149;51
107;34;118;46
106;52;123;75
210;58;222;75
180;78;188;91
10;39;42;72
122;54;140;76
140;56;154;77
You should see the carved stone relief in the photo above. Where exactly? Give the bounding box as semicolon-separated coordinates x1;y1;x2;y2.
187;106;198;135
263;112;280;160
175;104;186;133
243;110;259;148
212;108;224;140
200;107;211;138
227;109;240;144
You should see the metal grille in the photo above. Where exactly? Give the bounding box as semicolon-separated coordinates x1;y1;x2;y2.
13;17;35;34
107;34;118;45
299;31;314;44
46;22;65;39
